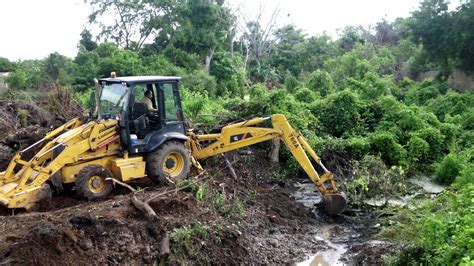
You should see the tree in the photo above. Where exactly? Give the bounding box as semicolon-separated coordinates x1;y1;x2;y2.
337;26;365;52
79;29;98;51
87;0;174;51
453;1;474;72
44;53;74;84
159;0;234;72
373;19;400;46
237;6;280;82
408;0;474;76
0;57;15;72
409;0;454;77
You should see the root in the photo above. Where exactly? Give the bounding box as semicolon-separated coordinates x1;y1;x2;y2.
107;178;158;221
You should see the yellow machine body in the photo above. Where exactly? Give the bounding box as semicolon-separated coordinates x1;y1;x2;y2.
0;114;346;213
0;118;138;209
110;156;147;182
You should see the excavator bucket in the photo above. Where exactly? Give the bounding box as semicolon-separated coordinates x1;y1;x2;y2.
322;191;348;214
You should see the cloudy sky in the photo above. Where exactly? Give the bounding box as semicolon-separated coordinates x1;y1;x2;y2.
0;0;435;61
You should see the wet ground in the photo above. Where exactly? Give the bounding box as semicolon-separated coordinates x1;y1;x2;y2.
290;180;401;265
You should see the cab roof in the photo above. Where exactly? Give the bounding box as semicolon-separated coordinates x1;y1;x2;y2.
99;76;181;85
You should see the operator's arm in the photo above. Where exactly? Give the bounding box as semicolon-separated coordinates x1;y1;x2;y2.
143;97;158;112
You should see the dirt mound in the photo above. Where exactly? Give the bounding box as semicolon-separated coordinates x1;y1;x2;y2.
0;144;13;170
0;100;55;169
0;101;53;137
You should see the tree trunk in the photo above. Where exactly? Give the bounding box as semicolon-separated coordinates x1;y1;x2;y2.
270;138;280;164
205;48;215;73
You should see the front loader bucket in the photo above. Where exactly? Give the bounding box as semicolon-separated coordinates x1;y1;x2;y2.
322;191;348;214
0;182;52;210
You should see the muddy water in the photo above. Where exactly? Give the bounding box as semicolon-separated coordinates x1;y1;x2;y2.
297;224;347;266
292;182;348;265
291;181;382;265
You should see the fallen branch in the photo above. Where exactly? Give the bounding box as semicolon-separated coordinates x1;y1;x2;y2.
131;195;159;221
107;178;158;221
159;231;170;258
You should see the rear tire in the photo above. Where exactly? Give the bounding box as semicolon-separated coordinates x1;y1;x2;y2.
146;141;191;185
75;165;114;200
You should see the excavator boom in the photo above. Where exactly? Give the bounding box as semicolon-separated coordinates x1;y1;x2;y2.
188;114;348;213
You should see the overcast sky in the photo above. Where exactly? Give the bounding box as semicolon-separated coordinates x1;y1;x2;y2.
0;0;433;61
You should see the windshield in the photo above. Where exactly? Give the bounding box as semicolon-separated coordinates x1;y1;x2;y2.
99;83;129;118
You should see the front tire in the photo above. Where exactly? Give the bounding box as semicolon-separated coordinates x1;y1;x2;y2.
75;165;114;200
146;141;191;185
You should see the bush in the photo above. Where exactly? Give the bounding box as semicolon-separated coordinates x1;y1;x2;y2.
406;135;430;167
368;131;406;166
418;186;474;264
294;87;317;103
346;155;406;203
181;70;217;96
435;154;463;185
306;69;335;96
314;89;363;137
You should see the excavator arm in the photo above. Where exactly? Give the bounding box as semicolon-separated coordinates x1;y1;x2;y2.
187;114;348;213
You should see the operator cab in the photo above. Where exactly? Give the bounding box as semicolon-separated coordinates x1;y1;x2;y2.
98;76;186;154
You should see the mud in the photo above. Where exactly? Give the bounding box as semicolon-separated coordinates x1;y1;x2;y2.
291;180;402;265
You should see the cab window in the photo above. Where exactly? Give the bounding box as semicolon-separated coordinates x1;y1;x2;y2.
132;84;158;110
162;83;178;121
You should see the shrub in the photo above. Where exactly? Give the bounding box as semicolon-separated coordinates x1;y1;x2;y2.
346;155;406;203
413;127;445;164
315;89;363;137
294;87;317;103
435;154;463;185
406;135;430;167
368;131;406;166
181;70;217;96
306;69;335;96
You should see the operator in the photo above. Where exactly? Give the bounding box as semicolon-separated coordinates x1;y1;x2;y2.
141;90;158;112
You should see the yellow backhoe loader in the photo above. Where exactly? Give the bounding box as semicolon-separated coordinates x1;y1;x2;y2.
0;75;347;213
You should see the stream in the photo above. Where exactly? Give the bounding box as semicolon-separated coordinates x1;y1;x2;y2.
290;181;389;265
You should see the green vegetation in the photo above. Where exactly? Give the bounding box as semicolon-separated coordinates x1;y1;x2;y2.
170;220;222;263
2;0;473;264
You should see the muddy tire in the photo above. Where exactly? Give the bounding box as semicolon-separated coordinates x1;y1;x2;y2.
75;165;114;200
146;141;191;185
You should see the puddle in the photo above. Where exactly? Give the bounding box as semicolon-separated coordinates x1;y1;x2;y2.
291;181;347;265
290;179;410;265
297;225;347;266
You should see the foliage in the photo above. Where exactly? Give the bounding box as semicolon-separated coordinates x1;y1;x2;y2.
0;57;15;72
306;69;335;97
170;220;221;262
345;155;407;203
435;154;463;185
409;0;474;75
381;185;474;265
